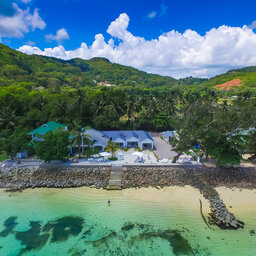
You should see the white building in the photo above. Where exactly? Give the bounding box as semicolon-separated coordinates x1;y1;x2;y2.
81;129;154;151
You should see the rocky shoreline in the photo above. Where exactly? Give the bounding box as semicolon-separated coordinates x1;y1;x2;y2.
0;165;255;229
0;166;111;191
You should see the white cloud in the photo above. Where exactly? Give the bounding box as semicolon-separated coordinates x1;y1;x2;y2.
45;28;70;43
147;3;167;19
107;13;130;39
148;11;157;19
248;20;256;30
0;3;45;39
21;0;32;3
18;13;256;78
25;40;35;45
160;3;168;17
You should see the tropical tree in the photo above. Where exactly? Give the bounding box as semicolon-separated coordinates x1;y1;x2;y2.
75;89;87;120
125;95;140;129
2;128;30;158
247;131;256;161
90;95;106;116
70;122;92;155
0;106;18;130
54;97;67;117
144;96;158;119
157;94;175;117
35;129;69;162
105;140;119;157
171;100;253;166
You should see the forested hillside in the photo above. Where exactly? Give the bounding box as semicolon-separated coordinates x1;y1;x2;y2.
0;43;178;89
202;67;256;93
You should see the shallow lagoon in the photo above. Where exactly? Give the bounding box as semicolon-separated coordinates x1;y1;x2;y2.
0;186;256;256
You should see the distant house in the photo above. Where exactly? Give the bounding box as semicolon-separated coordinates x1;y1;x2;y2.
98;81;116;87
81;128;154;151
161;131;177;142
28;121;68;141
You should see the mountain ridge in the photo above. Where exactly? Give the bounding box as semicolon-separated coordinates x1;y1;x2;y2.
0;43;255;92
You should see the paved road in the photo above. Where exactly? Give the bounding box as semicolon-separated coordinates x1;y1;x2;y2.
153;136;177;160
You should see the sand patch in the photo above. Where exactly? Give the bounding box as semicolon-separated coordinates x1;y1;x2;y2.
217;187;256;214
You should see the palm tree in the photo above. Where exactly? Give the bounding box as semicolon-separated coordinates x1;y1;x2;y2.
105;140;119;158
75;89;87;121
34;94;47;111
125;95;140;129
105;95;124;117
0;106;17;130
54;98;67;117
157;94;175;117
70;122;92;156
90;95;107;116
145;96;158;119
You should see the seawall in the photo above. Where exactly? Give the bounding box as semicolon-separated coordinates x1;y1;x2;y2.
1;165;254;229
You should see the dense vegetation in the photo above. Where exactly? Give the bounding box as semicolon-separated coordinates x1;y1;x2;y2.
172;100;256;166
35;129;69;162
0;43;255;165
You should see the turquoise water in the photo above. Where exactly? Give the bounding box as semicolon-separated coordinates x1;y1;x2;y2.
0;187;256;256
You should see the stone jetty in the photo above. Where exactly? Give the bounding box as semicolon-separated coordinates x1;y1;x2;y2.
121;166;247;229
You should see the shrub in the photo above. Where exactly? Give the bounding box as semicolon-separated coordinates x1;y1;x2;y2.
109;157;118;161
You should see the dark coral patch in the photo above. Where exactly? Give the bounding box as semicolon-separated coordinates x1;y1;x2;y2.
160;230;194;256
43;216;84;243
15;221;49;256
132;230;194;256
121;223;135;231
0;216;18;237
86;230;117;247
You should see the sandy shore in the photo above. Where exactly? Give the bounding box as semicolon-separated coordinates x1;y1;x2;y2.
121;186;211;212
0;185;216;215
217;187;256;214
2;185;256;217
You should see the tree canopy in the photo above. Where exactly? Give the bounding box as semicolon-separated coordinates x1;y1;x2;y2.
35;129;70;162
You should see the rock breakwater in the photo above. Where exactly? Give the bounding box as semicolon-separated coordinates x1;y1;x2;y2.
0;166;110;191
122;166;246;229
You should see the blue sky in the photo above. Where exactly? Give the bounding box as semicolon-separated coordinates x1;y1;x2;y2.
1;0;256;78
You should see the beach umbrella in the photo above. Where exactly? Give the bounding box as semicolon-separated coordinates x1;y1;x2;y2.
132;151;144;157
99;152;111;157
179;154;192;159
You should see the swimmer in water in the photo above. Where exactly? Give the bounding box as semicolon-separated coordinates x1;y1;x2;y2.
108;199;111;205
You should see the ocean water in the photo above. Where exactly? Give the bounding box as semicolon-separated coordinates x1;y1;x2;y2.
0;186;256;256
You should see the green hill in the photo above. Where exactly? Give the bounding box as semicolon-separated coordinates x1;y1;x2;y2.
201;67;256;93
0;43;178;90
0;42;256;94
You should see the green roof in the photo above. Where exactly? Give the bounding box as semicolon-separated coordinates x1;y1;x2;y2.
28;121;67;135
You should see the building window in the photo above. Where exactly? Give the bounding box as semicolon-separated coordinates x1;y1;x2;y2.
127;142;138;148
